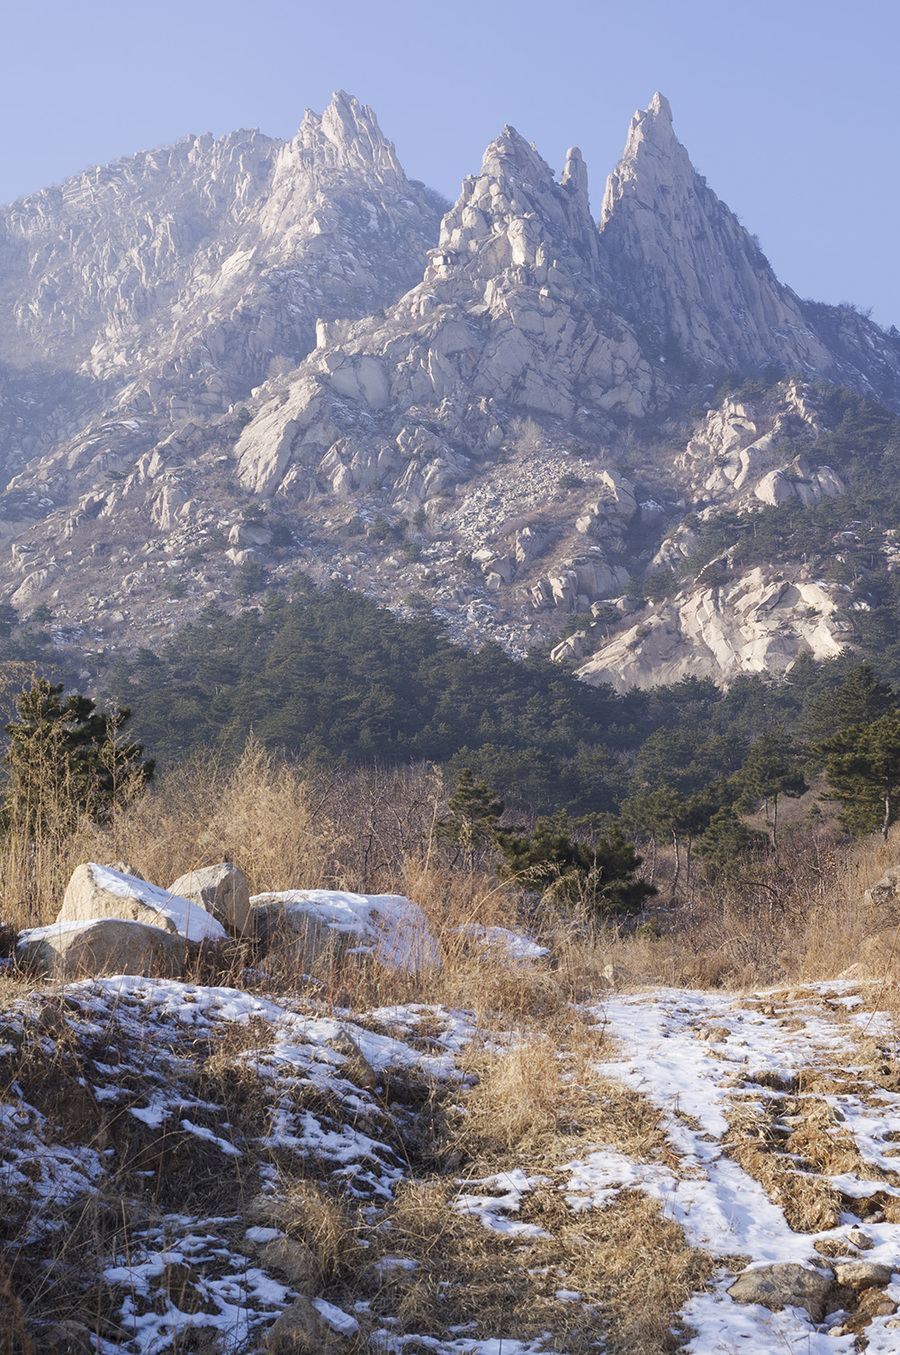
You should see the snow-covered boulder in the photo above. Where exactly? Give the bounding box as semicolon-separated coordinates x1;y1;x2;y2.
169;863;251;936
451;924;550;960
17;917;197;978
56;863;226;942
250;889;440;974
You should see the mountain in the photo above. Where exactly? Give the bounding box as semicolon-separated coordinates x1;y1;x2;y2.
0;91;442;486
1;91;899;687
596;94;900;398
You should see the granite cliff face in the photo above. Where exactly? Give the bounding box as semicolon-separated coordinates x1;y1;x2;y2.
0;92;899;686
553;380;871;689
0;92;442;477
597;95;900;401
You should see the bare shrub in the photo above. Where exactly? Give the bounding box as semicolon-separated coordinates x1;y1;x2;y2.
596;823;879;991
110;737;338;895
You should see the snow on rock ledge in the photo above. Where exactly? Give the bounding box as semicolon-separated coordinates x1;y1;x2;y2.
250;889;440;973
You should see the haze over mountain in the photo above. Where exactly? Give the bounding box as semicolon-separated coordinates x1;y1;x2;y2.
1;90;899;690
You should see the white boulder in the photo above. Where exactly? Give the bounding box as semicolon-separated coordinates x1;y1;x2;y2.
250;889;440;974
56;863;226;942
168;863;252;936
17;917;197;978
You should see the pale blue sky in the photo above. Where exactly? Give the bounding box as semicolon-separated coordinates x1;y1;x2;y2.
4;0;898;328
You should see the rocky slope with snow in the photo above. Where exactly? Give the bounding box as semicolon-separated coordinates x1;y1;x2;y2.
0;92;899;682
5;958;900;1354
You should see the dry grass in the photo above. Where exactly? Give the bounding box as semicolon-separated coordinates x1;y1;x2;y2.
723;1056;900;1234
454;1016;675;1170
254;1180;363;1288
593;822;896;992
1;735;895;1002
0;738;343;934
99;737;340;899
365;1012;711;1353
724;1094;845;1232
370;1170;713;1354
5;749;900;1351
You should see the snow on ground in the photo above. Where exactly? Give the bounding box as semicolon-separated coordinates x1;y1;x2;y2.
0;975;473;1353
454;1168;552;1238
3;973;900;1353
587;984;900;1353
451;924;551;960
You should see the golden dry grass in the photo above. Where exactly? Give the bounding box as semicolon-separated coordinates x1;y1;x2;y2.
4;748;900;1352
370;1164;713;1354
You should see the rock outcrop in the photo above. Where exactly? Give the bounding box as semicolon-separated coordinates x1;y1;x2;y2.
574;563;858;693
598;94;900;401
0;91;442;475
56;863;226;941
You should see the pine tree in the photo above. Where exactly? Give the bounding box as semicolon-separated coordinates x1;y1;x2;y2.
436;769;504;868
803;662;896;741
737;731;808;861
822;709;900;840
695;807;766;883
495;812;654;915
2;678;153;837
620;782;726;900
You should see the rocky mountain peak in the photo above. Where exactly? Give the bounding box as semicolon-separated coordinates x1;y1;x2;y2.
2;90;900;688
438;125;599;272
597;93;842;380
599;90;677;197
477;124;555;185
292;89;404;180
646;90;673;122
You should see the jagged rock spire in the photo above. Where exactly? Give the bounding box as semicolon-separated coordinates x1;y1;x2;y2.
598;93;833;376
600;92;678;227
292;90;405;179
561;146;589;202
437;124;599;270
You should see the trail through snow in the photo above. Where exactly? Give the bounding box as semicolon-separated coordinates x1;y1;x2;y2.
3;973;900;1353
589;984;900;1353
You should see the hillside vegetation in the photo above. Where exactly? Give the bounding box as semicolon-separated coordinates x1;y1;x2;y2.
1;738;900;1353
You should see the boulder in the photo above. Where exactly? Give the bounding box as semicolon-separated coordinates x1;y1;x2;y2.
864;865;900;923
831;1261;893;1290
169;863;251;936
264;1295;358;1354
250;889;440;976
103;861;144;879
251;897;353;973
17;917;196;978
726;1263;834;1323
601;962;639;988
856;866;900;971
56;863;226;942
